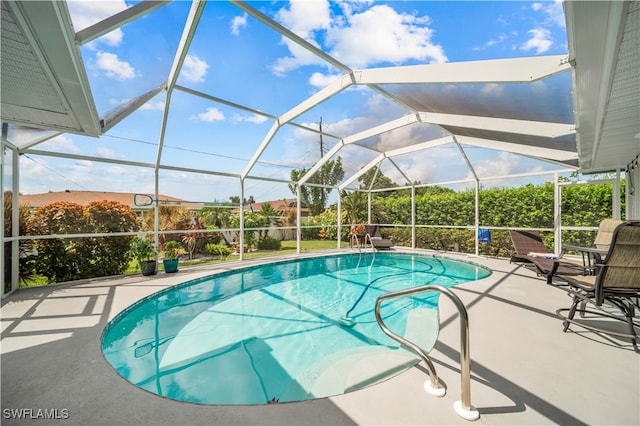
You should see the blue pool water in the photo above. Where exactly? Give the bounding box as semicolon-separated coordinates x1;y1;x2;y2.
102;252;490;404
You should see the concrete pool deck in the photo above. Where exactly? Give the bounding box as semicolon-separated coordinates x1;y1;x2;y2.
1;249;638;425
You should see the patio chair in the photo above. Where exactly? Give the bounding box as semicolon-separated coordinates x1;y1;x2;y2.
509;230;586;282
561;218;623;266
555;221;640;352
364;224;393;250
548;219;625;284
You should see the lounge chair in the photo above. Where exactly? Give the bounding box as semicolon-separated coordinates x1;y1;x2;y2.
555;221;640;352
509;230;585;282
364;224;393;250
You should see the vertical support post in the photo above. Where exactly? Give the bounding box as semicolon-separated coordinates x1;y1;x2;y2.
474;180;480;257
337;192;342;249
239;179;245;261
554;172;561;256
0;127;6;298
411;186;416;249
367;191;372;224
296;187;301;254
11;147;19;292
612;169;621;219
627;165;640;220
154;168;160;264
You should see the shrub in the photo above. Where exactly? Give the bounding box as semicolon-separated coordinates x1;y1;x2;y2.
257;237;281;251
302;208;339;240
82;201;140;277
162;240;183;260
228;212;268;248
28;200;140;283
204;243;231;257
129;236;157;270
4;191;37;288
28;202;86;282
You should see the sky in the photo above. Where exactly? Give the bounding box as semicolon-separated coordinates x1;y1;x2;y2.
8;0;574;205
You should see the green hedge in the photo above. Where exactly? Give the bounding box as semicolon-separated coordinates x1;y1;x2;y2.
375;181;624;254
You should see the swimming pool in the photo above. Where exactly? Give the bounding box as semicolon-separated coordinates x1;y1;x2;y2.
102;252;491;404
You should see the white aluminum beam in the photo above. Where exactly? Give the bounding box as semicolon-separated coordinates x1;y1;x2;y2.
156;0;206;168
343;114;419;146
383;136;452;158
388;157;412;186
356;55;571;85
242;72;352;179
175;85;278;120
453;136;479;182
102;83;167;133
302;119;444;187
230;1;352;74
241;121;281;179
417;112;575;138
279;74;354;124
339;155;385;190
15;131;63;151
297;140;345;186
338;137;452;190
75;1;171;45
455;135;579;162
24;149;242;179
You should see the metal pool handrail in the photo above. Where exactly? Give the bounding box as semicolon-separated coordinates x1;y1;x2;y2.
350;232;375;252
374;284;479;421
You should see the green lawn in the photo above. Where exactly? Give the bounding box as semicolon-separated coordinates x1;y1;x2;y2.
180;239;339;263
21;239;342;287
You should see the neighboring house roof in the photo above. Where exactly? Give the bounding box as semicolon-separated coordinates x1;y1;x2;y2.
19;190;203;210
237;198;309;216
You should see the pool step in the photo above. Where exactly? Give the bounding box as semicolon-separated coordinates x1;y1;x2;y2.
280;307;440;402
280;346;420;402
403;307;440;352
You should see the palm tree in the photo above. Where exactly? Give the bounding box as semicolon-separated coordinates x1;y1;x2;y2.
341;191;368;224
258;202;282;239
342;190;387;225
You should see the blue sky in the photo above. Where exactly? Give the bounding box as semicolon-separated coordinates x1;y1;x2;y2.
15;0;572;204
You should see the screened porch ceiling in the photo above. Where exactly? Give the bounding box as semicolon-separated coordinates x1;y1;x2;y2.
1;1;639;196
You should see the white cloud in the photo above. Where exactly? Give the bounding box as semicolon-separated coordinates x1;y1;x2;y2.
534;0;565;28
326;5;447;67
308;72;342;89
37;135;81;154
271;41;327;76
231;13;248;35
66;0;127;46
390;158;437;184
520;28;552;54
140;100;165;111
96;147;117;158
233;113;269;124
197;107;225;122
181;54;209;83
96;51;135;79
73;159;94;170
19;156;52;186
272;2;446;75
473;33;509;51
480;84;505;97
468;152;521;180
275;0;331;39
377;125;424;152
